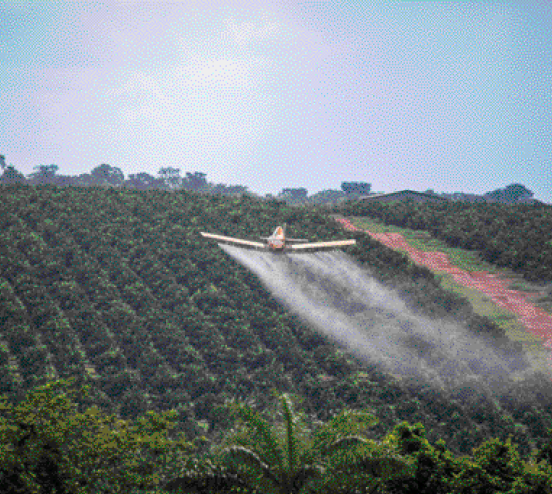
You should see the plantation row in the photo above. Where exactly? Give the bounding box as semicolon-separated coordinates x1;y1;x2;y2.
0;184;551;457
340;199;552;282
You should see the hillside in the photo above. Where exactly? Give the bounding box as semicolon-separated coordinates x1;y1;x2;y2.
1;184;551;457
340;199;552;284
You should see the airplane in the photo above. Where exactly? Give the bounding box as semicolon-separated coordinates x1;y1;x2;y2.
200;223;356;252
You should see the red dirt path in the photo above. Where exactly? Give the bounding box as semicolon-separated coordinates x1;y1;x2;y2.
337;218;552;363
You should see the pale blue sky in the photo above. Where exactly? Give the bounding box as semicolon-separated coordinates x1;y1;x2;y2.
1;1;551;201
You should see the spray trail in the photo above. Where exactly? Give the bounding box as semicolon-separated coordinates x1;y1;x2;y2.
222;245;523;395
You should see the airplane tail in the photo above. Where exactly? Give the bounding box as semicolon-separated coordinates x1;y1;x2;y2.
281;223;308;242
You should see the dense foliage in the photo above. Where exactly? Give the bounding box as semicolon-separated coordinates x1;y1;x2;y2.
0;184;551;465
3;382;552;493
341;182;372;196
483;183;535;204
171;392;552;494
341;199;552;282
168;392;413;494
0;378;190;493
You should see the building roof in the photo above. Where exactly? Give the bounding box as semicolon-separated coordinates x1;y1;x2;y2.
359;190;448;201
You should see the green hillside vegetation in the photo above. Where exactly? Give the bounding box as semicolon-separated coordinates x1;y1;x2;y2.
340;199;552;284
1;184;552;491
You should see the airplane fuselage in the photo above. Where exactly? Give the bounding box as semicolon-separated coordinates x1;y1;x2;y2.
266;226;286;251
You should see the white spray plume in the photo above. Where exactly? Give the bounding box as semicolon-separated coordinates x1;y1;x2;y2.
221;245;530;397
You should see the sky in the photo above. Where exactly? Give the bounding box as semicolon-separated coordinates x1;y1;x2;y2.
1;1;551;202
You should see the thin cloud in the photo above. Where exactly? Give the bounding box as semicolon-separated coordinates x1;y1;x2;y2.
2;2;550;202
186;57;253;88
223;16;287;46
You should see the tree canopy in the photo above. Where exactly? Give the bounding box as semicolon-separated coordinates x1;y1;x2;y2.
341;181;371;195
91;164;125;187
484;183;534;203
0;378;191;493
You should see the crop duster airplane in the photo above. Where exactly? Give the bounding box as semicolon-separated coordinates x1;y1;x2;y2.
200;224;356;252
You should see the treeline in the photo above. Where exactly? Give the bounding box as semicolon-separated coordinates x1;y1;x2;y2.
0;161;249;195
341;199;552;282
2;380;552;493
0;158;374;203
1;156;540;206
0;184;551;459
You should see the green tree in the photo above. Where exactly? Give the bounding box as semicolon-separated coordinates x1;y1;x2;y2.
0;165;26;184
91;164;125;187
0;378;191;493
158;167;182;189
211;183;249;196
166;392;412;494
509;457;552;494
28;164;59;185
451;436;524;493
125;172;163;190
484;183;534;203
341;181;371;195
278;188;308;204
307;189;346;205
383;421;461;494
184;171;208;191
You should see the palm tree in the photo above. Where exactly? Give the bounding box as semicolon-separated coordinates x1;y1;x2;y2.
165;392;412;493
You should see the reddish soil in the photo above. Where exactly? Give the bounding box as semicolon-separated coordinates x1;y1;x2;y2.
337;218;552;362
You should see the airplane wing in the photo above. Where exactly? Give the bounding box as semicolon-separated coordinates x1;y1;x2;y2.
289;239;356;250
200;232;265;249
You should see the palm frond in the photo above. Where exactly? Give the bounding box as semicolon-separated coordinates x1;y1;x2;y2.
224;401;285;475
320;435;413;486
321;435;375;456
313;409;378;454
279;393;298;472
222;445;281;488
313;454;412;494
291;464;325;493
164;468;252;493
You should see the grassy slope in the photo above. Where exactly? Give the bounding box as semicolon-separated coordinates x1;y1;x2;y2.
347;215;552;373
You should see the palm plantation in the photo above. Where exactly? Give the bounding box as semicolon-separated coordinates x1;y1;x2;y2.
165;391;412;493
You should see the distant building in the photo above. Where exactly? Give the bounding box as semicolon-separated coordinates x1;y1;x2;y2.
359;190;448;204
